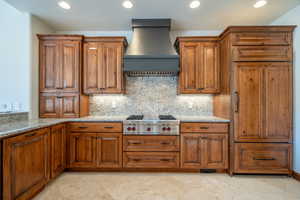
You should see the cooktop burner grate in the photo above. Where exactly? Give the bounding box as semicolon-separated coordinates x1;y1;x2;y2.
126;115;144;120
159;115;176;120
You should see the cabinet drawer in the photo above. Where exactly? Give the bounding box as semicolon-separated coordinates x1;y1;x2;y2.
232;46;292;62
68;122;122;133
123;136;179;152
123;152;179;168
181;123;228;133
234;143;291;174
232;32;291;46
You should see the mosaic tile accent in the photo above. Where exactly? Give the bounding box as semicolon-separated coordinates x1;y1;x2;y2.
90;77;213;117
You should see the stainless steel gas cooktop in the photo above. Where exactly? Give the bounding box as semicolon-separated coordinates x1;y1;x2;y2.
123;115;179;135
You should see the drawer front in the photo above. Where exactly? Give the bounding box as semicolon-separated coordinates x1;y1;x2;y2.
181;123;228;133
123;152;179;168
232;32;291;46
234;143;291;174
68;122;122;133
232;46;292;62
123;136;179;152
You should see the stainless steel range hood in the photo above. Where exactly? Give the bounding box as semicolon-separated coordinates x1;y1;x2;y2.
124;19;179;76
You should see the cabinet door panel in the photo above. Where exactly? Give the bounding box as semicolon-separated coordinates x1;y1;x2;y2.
61;41;80;92
179;42;199;93
102;43;123;93
83;42;104;93
234;63;264;141
61;94;79;118
201;43;220;93
3;128;50;200
204;134;228;169
40;41;60;92
264;64;292;141
40;94;60;118
50;124;66;179
181;134;203;168
68;133;97;168
97;133;122;168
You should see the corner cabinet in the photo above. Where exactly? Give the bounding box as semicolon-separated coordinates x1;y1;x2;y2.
38;35;89;118
83;37;127;94
3;128;50;200
175;37;220;94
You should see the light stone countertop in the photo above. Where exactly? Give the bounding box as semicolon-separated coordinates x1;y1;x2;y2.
0;116;127;139
0;115;230;139
175;116;230;123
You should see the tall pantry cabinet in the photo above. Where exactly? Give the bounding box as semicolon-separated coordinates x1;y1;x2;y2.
214;26;295;175
38;35;89;118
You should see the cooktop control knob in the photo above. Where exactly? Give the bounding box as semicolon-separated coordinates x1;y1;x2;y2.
127;127;132;131
162;127;166;131
167;127;171;131
147;128;151;131
132;127;136;131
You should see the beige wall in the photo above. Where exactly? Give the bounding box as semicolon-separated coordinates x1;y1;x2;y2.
29;15;54;119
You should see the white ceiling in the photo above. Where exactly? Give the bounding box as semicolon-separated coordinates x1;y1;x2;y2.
5;0;300;31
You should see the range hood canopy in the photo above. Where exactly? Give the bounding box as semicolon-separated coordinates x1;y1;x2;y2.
124;19;179;76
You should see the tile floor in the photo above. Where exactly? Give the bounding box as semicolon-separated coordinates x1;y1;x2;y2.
33;172;300;200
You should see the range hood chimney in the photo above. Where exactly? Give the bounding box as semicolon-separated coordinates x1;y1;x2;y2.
124;19;179;76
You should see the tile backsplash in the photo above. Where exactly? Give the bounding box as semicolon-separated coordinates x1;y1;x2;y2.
90;76;213;117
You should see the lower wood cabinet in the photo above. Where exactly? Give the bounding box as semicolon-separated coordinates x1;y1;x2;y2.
50;124;66;179
68;132;122;168
234;143;292;174
123;152;179;169
3;128;50;200
181;133;228;169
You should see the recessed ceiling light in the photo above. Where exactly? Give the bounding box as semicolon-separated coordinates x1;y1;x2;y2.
190;0;200;9
254;0;267;8
58;1;71;10
123;0;133;8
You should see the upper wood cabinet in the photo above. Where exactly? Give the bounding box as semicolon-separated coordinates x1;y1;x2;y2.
39;35;82;93
233;62;292;143
175;37;220;94
3;128;50;200
83;37;127;94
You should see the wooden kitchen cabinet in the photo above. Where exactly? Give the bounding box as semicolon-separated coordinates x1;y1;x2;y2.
40;93;87;118
38;35;89;118
97;133;122;168
233;62;292;142
68;132;98;168
83;37;127;94
175;37;220;94
181;133;228;169
39;36;81;93
50;124;66;179
3;128;50;200
67;122;123;169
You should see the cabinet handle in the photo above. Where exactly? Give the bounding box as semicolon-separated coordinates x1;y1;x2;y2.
160;159;171;162
234;91;239;113
160;142;171;145
25;132;37;137
253;157;276;161
130;142;142;145
104;126;114;129
200;127;209;130
197;88;204;90
102;137;115;140
57;96;63;99
132;159;141;162
78;126;88;129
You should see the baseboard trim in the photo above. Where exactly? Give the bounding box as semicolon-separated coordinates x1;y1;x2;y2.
293;171;300;181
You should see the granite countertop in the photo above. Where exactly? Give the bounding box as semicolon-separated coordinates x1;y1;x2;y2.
175;116;230;123
0;116;127;139
0;115;230;139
